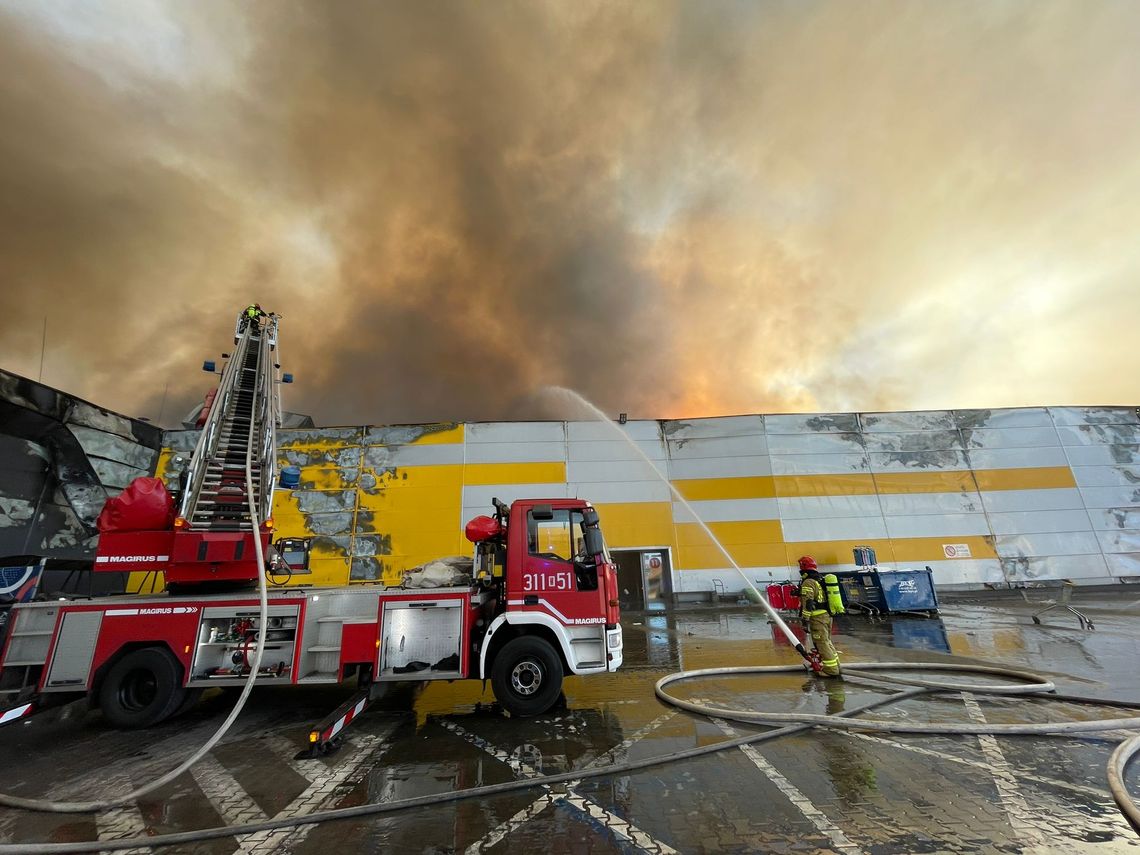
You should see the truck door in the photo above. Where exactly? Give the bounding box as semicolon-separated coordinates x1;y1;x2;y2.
516;508;605;625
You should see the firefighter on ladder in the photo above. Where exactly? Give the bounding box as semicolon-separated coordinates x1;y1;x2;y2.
235;303;266;343
798;556;841;677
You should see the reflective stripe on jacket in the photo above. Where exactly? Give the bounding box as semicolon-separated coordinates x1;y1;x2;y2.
800;577;828;618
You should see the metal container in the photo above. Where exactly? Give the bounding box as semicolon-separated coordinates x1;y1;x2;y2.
878;568;939;614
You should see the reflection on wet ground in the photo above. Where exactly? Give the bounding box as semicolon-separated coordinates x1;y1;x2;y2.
1;589;1138;853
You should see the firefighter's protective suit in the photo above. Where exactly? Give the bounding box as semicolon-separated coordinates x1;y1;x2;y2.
799;571;841;677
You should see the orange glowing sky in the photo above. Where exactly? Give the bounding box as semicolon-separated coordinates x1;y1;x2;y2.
0;1;1137;427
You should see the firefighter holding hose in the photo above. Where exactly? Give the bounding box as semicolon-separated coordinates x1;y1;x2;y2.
798;556;842;677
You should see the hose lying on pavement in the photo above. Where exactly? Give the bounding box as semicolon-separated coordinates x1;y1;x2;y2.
0;661;1137;853
0;459;271;815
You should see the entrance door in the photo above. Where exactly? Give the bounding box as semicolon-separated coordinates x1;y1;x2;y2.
611;549;673;611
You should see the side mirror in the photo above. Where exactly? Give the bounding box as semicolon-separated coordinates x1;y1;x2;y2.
584;527;604;556
581;508;599;527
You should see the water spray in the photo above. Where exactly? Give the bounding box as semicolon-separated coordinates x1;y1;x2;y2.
543;387;812;661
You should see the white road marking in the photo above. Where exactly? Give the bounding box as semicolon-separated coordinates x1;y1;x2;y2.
711;717;865;855
961;692;1047;850
236;732;391;854
189;754;269;827
441;719;678;855
95;775;151;855
840;731;1114;801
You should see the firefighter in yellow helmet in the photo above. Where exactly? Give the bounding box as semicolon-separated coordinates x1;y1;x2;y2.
798;556;841;677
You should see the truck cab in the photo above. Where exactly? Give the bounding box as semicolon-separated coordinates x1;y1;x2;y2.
470;498;622;716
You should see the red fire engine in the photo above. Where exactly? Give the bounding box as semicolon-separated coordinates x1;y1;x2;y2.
0;310;623;751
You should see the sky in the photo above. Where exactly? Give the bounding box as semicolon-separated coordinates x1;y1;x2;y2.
0;1;1138;428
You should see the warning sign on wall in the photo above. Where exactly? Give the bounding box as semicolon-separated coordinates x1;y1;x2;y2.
943;543;972;558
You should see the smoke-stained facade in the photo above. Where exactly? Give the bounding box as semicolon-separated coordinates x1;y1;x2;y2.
157;405;1140;594
0;370;163;560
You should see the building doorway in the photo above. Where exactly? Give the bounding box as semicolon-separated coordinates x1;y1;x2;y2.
611;548;673;611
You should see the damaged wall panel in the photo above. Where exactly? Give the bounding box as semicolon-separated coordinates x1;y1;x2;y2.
0;369;162;560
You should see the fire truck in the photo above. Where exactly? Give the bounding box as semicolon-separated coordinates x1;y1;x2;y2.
0;311;623;750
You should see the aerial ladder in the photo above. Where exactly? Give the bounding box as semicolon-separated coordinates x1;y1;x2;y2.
91;311;287;588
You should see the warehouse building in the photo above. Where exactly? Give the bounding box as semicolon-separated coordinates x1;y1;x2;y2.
156;405;1140;608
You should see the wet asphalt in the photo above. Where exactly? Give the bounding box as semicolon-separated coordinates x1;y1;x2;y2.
1;588;1139;854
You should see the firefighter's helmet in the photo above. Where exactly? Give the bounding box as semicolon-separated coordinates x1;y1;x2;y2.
798;555;818;573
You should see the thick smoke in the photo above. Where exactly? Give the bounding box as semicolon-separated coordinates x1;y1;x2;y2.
1;1;1138;427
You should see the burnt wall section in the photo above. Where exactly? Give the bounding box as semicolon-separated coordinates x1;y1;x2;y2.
0;370;162;560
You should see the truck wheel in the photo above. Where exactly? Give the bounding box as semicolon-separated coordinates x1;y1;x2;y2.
99;647;186;728
491;636;563;717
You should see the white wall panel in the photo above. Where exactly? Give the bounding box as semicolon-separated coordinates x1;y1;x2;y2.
979;488;1084;513
568;481;670;504
878;492;982;516
464;441;566;464
776;494;882;520
862;431;963;453
769;453;868;475
927;558;1006;587
668;456;773;479
1056;424;1140;447
764;414;859;434
672;498;779;523
567;439;667;463
963;427;1061;450
1095;530;1140;554
1078;486;1140;509
781;517;888;542
1089;508;1140;531
955;408;1053;429
884;514;990;539
1071;466;1140;487
466;422;565;443
765;432;866;455
966;447;1069;469
568;459;665;483
1105;553;1140;578
988;509;1093;536
1049;407;1139;426
1001;553;1110;583
567;421;661;442
868;450;971;472
663;415;765;440
994;531;1100;558
666;434;766;459
1062;445;1140;466
861;411;956;432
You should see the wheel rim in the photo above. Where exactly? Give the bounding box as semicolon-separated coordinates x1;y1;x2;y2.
118;667;158;712
511;660;543;696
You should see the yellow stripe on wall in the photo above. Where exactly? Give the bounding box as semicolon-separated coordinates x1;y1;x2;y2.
772;474;877;497
973;467;1076;491
672;476;776;501
674;534;998;571
871;471;976;494
592;502;676;547
462;461;567;485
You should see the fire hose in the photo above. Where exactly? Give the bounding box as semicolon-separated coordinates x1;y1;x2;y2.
0;437;271;815
0;659;1135;852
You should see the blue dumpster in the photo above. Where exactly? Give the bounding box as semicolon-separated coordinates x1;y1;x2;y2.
833;567;939;615
878;568;939;614
834;571;884;612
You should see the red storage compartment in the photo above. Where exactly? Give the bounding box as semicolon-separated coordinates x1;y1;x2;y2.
766;584;786;610
782;583;801;611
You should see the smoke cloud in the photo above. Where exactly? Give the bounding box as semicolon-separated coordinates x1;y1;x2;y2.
1;1;1138;427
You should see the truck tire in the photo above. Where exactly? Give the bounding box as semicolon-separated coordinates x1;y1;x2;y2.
99;647;187;729
491;636;563;717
